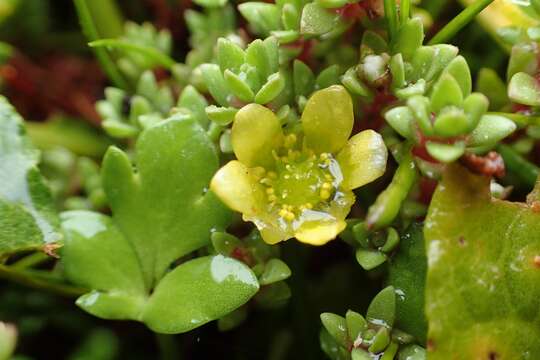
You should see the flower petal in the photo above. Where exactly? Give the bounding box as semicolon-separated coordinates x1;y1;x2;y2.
210;160;266;215
336;130;388;190
232;104;283;168
301;85;354;154
259;225;292;245
295;219;347;246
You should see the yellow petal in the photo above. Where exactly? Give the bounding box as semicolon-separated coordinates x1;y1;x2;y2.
301;85;354;154
232;104;283;168
295;219;347;246
259;225;292;245
210;160;265;215
336;130;388;190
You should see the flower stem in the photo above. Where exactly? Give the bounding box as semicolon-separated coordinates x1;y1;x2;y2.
0;264;86;298
428;0;495;45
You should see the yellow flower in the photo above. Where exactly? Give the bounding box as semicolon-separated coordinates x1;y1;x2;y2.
211;85;388;246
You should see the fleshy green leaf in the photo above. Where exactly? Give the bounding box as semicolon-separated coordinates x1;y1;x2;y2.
425;164;540;358
0;96;61;256
392;18;424;60
300;2;340;36
259;258;291;285
320;313;349;348
468;114;516;147
508;72;540;106
366;286;396;328
425;141;465;163
142;255;259;334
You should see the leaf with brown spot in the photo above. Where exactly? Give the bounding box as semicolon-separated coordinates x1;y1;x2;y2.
425;164;540;359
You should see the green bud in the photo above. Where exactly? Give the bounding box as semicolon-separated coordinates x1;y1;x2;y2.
368;327;391;353
259;258;292;285
224;69;255;102
366;286;396;328
205;105;238;126
468;114;516;147
433;107;469;137
355;249;388;270
320;313;349;348
392;18;424;60
425;141;466;163
345;310;367;341
211;232;242;255
217;38;245;73
430;74;463;113
384;106;414;139
508;72;540;106
200;64;230;106
300;2;339;35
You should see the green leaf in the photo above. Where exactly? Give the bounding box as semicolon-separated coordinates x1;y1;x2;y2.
259;258;291;285
320;313;349;348
366;286;396;328
425;141;465;163
254;72;286;104
346;310;367;341
61;210;146;320
476;68;508;111
200;63;230;106
508;72;540;107
0;322;16;360
0;97;61;256
424;164;540;358
430;74;463;113
355;249;388;270
238;3;281;36
384;106;414;138
205;105;238;126
142;255;259;333
224;69;255;102
468;114;516;147
300;2;340;36
386;223;427;343
102;114;231;287
216;38;245;73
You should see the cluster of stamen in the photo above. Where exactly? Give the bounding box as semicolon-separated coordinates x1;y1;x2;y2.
254;133;341;223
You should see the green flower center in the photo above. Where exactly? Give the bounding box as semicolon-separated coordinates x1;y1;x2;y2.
257;135;344;222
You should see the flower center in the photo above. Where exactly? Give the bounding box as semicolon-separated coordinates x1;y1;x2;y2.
258;135;344;222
